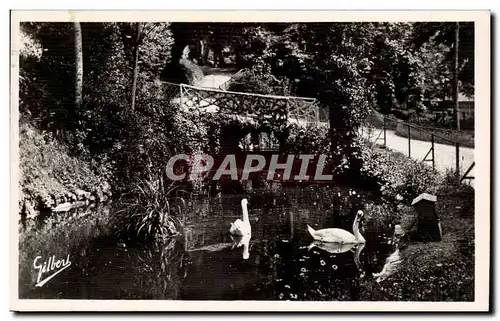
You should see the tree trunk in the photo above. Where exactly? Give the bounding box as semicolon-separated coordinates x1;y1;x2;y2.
452;22;460;130
74;22;83;109
202;37;210;65
329;105;338;159
130;23;142;111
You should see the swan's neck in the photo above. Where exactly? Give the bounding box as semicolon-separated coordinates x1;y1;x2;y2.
353;217;365;242
242;203;249;223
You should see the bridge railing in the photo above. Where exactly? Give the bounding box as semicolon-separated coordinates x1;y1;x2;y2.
218;69;245;91
163;80;322;126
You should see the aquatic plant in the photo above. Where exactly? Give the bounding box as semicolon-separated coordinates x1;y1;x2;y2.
116;174;186;246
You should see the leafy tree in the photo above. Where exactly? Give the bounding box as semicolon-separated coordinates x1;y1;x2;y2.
417;42;453;101
412;22;474;97
167;22;287;68
79;22;176;185
19;22;82;140
412;22;474;129
117;22;174;109
250;23;376;162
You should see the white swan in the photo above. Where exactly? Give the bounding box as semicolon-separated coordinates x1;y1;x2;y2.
307;210;366;244
229;198;251;236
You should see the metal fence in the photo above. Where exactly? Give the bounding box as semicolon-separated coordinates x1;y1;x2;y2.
362;113;475;184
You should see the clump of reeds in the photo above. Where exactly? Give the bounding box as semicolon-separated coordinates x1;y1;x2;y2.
117;173;186;246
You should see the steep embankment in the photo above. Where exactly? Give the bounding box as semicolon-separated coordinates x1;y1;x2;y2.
18;123;112;220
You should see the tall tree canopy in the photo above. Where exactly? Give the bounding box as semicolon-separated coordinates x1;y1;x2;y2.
412;22;474;97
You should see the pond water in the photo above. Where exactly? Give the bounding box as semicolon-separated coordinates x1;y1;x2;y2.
21;186;397;301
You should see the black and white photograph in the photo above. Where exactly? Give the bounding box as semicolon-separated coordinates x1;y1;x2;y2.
9;10;490;312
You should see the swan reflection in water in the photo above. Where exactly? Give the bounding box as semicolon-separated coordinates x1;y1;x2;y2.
372;245;402;283
186;234;252;260
308;241;366;278
230;233;251;260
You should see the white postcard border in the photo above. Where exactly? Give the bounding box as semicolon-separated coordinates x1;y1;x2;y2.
9;9;491;312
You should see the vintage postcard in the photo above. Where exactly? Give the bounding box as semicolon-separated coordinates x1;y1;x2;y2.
10;10;490;312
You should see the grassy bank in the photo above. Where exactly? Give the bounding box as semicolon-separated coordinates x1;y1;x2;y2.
360;145;475;301
366;109;474;148
360;190;474;301
19;123;112;219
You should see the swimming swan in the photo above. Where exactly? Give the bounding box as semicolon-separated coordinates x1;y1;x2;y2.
307;210;366;244
229;198;251;236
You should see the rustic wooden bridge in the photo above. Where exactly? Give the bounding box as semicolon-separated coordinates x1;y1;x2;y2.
162;80;328;127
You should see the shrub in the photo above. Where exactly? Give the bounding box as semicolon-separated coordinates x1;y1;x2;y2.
360;147;441;204
283;124;330;154
282;124;373;180
227;68;292;96
437;169;475;197
179;58;204;85
162;58;204;85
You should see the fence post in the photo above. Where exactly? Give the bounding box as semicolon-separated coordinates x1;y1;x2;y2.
455;142;460;176
408;125;411;157
431;134;435;170
180;84;184;108
383;117;387;147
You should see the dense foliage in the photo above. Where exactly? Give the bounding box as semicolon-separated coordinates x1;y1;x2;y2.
220;23;453;170
19;123;112;216
20;21;470;188
227;67;292;96
21;22;186;186
412;22;474;97
360;147;441;204
19;21;468;242
162;58;204;85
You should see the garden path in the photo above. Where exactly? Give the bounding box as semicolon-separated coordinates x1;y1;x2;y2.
362;127;475;185
198;74;232;89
